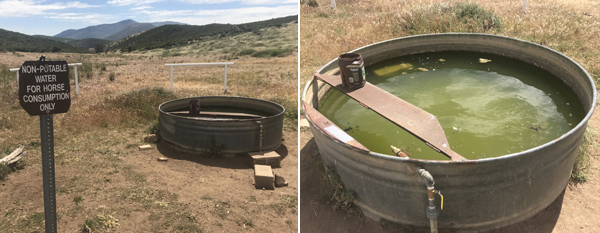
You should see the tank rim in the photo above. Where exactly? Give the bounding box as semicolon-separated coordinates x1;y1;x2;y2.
158;95;285;122
301;33;598;163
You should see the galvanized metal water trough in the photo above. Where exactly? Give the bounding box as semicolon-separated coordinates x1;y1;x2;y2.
159;96;284;154
301;33;597;230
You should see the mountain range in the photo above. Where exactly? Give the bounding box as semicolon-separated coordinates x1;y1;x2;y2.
0;28;85;53
53;19;186;41
108;15;297;52
0;15;297;53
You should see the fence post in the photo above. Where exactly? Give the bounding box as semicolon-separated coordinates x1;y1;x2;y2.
223;64;228;94
331;0;336;9
165;62;233;93
73;66;79;96
170;65;174;92
9;68;19;85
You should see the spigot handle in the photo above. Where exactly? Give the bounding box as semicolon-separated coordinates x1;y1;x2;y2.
438;190;444;210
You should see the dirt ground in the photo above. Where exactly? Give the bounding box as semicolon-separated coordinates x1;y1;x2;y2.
0;130;298;233
298;79;600;232
300;111;600;233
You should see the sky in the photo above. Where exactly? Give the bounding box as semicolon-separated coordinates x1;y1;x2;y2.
0;0;298;36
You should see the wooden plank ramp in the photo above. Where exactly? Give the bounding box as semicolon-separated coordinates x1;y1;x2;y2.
314;73;466;161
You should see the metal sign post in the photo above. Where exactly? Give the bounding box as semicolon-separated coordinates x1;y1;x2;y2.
18;56;71;233
40;114;57;233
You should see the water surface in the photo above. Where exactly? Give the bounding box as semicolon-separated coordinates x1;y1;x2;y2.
319;51;584;160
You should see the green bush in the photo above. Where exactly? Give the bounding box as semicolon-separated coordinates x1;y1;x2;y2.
0;160;25;181
80;63;93;79
238;49;257;56
106;87;176;121
252;48;293;58
0;65;15;84
402;3;502;34
147;121;160;135
301;0;318;7
454;2;502;30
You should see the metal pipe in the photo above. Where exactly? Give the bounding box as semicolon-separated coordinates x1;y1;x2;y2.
257;121;264;152
164;62;234;66
416;167;439;233
416;167;434;187
390;145;409;158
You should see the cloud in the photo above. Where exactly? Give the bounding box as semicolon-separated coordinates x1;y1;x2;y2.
181;0;297;5
0;0;99;17
131;5;153;11
46;12;113;24
107;0;162;6
140;5;297;25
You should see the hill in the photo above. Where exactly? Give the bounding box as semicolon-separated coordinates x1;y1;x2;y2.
33;35;71;43
0;29;86;53
33;35;111;50
105;23;156;41
108;15;298;52
67;38;112;50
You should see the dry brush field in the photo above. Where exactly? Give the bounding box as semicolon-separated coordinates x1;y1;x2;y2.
0;45;298;232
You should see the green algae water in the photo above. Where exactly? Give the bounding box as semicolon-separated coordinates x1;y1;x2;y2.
319;51;585;160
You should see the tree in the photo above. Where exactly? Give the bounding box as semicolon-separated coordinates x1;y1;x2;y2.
94;43;104;53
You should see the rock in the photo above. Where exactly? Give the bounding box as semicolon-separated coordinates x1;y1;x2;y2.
254;165;274;190
138;145;152;150
144;134;158;143
248;151;281;167
157;157;168;162
274;174;288;187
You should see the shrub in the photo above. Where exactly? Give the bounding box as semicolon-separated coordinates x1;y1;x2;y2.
402;3;502;34
238;49;257;56
301;0;318;7
105;87;176;121
252;48;293;58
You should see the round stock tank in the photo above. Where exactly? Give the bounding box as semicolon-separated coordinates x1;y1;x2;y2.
159;96;284;154
301;34;597;230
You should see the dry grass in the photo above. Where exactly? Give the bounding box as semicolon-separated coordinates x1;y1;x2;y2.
301;0;600;84
572;126;596;183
